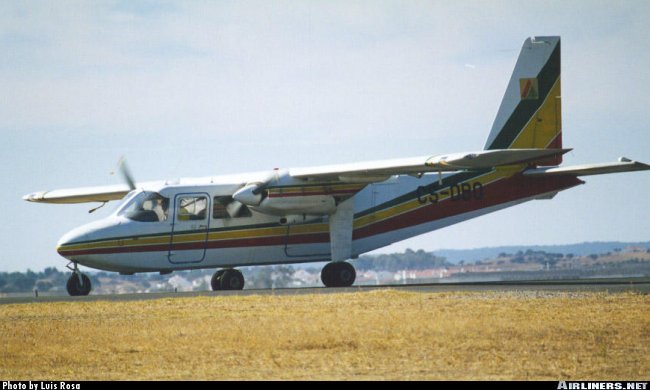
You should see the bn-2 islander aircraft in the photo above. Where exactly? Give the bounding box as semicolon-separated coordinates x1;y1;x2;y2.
25;36;650;296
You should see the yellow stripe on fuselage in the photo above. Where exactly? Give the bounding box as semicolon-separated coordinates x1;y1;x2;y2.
352;165;522;230
59;167;525;254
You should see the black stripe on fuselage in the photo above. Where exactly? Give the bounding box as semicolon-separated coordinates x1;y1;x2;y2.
355;170;491;218
61;170;492;249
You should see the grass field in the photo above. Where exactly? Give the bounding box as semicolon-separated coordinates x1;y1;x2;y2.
1;290;648;380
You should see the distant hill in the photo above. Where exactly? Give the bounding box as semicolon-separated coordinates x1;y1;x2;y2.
433;241;650;264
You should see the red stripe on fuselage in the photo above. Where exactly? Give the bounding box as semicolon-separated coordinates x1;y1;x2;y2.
354;173;582;239
60;174;582;257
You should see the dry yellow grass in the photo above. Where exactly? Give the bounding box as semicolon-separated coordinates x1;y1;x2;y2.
1;290;648;380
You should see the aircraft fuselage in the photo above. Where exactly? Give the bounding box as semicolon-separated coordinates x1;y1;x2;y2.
56;167;583;274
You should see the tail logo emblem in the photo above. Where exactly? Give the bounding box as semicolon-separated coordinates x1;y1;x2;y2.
519;78;539;100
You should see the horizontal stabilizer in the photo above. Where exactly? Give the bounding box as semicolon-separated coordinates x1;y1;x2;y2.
426;148;571;170
524;157;650;177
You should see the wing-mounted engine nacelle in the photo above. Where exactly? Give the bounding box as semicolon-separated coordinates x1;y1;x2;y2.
233;182;337;216
279;214;324;225
258;194;336;216
232;183;264;206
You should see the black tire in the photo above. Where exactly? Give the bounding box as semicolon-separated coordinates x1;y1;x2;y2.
321;262;356;288
66;273;91;296
211;270;226;291
220;269;245;291
335;262;356;287
321;262;336;287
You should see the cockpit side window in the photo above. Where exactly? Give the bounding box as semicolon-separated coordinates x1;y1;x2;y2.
119;192;170;222
213;196;252;219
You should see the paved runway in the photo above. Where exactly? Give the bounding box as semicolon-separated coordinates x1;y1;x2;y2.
1;277;649;305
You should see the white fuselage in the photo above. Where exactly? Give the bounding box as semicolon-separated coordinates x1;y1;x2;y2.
56;168;583;273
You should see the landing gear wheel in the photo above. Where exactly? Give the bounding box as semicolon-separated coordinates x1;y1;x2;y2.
66;273;91;296
211;269;226;291
220;269;245;291
321;262;356;288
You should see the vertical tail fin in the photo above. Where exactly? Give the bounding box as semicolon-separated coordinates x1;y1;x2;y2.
484;36;562;165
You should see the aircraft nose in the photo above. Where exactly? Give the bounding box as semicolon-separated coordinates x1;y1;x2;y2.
56;227;89;258
56;218;122;259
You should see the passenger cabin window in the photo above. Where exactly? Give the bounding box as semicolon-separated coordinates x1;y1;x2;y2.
119;192;169;222
214;196;252;219
177;196;207;221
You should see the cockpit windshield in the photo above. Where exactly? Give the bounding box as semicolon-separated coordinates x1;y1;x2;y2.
118;191;169;222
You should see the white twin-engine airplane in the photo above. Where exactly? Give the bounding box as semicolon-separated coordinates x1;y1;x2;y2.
24;36;649;296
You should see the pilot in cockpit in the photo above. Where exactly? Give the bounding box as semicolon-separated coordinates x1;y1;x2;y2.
152;197;169;221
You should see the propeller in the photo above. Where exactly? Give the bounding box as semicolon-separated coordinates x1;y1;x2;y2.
232;169;280;206
118;156;137;191
252;169;280;195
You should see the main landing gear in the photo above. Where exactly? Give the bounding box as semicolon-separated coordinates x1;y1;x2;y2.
211;269;245;291
66;262;92;296
321;261;356;288
209;262;356;291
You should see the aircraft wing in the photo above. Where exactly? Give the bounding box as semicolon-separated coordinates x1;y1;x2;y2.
290;148;571;182
524;158;650;177
23;184;132;204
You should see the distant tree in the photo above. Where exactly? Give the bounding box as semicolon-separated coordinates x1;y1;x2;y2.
88;274;102;289
248;266;295;289
26;269;37;280
355;250;449;271
193;278;209;291
43;267;59;277
250;267;273;289
35;280;54;292
589;254;599;260
7;272;36;292
273;266;295;288
566;253;574;259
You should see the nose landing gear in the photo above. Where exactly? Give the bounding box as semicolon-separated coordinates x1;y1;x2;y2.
66;262;92;296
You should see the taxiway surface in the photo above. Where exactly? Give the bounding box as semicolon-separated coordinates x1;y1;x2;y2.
1;277;648;305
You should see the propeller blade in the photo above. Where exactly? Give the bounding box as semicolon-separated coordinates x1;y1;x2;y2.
251;170;279;195
118;157;136;191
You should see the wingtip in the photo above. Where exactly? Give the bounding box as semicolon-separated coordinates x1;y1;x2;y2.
23;191;45;202
618;157;650;171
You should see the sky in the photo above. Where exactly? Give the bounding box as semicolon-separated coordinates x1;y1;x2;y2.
1;0;650;272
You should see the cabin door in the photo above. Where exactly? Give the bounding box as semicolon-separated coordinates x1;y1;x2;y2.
168;193;210;264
